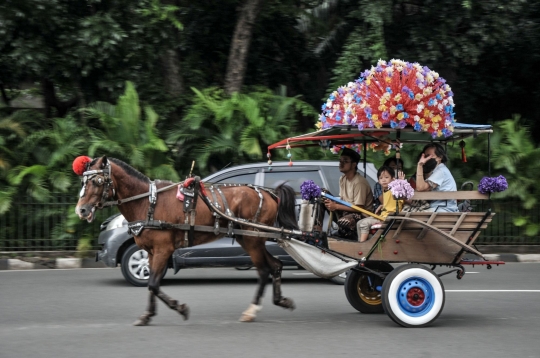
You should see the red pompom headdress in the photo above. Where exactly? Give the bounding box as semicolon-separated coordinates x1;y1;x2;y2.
73;156;92;176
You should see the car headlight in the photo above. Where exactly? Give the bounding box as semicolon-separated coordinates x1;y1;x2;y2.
106;215;127;231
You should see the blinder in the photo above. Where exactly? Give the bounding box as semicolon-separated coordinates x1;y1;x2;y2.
80;163;116;207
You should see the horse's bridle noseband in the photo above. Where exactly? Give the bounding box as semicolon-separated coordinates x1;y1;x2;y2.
80;163;116;209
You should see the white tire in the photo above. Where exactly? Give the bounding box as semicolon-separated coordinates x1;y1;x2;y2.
381;264;445;327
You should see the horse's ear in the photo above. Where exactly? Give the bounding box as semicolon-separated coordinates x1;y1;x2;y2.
102;156;108;168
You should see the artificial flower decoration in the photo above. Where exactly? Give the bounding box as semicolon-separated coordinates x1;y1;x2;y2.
318;59;456;138
478;175;508;194
388;179;415;200
300;180;322;201
72;156;92;176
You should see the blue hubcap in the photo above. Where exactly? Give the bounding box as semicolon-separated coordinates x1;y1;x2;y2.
397;277;435;316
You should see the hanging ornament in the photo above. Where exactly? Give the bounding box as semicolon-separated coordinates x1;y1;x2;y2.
459;140;467;163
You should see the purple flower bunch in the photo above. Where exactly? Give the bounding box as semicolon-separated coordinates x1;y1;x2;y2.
300;180;322;201
388;179;415;200
478;175;508;194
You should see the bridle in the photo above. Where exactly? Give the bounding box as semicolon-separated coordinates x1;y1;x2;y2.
80;162;116;209
80;160;179;209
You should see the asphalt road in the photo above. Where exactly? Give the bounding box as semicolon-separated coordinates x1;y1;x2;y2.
1;264;539;358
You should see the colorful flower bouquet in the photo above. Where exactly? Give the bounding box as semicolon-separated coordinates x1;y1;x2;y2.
317;59;456;142
478;175;508;194
300;180;322;201
388;179;415;200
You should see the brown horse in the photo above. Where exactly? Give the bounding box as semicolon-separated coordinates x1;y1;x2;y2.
75;156;300;325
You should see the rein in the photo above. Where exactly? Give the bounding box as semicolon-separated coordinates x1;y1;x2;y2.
81;162;180;209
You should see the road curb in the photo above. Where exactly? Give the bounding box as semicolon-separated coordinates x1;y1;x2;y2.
0;258;108;270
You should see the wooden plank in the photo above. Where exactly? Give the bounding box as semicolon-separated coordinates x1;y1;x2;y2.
449;213;468;236
410;191;489;200
417;212;437;239
391;212;410;240
327;231;477;263
385;216;485;257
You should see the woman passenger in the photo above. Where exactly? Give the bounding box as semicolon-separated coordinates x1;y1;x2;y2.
415;143;458;212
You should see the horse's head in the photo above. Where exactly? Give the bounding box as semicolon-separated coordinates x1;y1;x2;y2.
75;156;116;223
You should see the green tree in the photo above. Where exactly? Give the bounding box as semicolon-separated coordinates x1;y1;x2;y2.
82;82;180;181
167;86;319;175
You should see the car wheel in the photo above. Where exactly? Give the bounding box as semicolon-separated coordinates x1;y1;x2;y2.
329;270;349;285
234;266;252;270
344;262;393;313
381;264;445;327
120;243;167;287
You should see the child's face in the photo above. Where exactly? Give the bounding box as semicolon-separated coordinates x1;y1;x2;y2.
378;170;394;189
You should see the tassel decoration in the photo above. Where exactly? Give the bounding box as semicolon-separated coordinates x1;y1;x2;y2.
460;140;467;163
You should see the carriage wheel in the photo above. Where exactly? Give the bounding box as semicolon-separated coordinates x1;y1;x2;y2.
344;262;393;313
381;264;445;327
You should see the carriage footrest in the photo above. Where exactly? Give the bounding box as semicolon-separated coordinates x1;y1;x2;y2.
459;259;505;269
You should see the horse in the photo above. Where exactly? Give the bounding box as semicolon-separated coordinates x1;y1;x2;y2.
74;156;300;326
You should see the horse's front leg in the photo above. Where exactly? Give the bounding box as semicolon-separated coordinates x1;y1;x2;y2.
133;291;157;326
133;248;189;326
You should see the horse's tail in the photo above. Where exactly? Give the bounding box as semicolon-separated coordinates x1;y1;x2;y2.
275;183;299;230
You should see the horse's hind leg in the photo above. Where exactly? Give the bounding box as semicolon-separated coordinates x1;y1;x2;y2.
266;251;295;310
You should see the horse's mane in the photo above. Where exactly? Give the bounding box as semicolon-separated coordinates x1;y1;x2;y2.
90;157;151;184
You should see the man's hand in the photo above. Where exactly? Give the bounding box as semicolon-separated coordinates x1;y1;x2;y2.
324;199;337;212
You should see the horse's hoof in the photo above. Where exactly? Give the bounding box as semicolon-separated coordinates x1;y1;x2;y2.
239;313;256;322
133;317;149;326
177;304;190;321
239;304;262;322
278;297;295;311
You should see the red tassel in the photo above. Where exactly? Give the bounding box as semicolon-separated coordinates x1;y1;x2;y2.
460;141;467;163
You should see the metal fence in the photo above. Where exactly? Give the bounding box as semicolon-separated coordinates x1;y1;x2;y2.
0;194;538;252
0;193;117;252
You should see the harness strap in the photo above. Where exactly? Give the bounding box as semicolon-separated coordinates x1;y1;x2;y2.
147;181;157;221
249;185;264;222
100;182;179;208
216;186;234;237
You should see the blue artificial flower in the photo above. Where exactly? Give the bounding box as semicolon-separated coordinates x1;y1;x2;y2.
396;104;404;111
436;94;442;100
300;180;322;201
322;103;327;110
386;87;392;94
329;94;335;101
445;105;452;114
478;176;508;194
390;121;398;128
428;99;435;106
414;122;422;131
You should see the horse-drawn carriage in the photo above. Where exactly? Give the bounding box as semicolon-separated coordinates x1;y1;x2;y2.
74;59;505;327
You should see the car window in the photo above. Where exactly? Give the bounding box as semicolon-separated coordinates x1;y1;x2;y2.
263;170;324;196
211;172;257;185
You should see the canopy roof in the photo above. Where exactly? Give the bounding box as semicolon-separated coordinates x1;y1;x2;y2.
268;123;492;151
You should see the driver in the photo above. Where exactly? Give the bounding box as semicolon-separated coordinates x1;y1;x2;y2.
324;147;374;239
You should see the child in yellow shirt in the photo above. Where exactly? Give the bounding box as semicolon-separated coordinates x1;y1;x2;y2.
357;166;403;242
